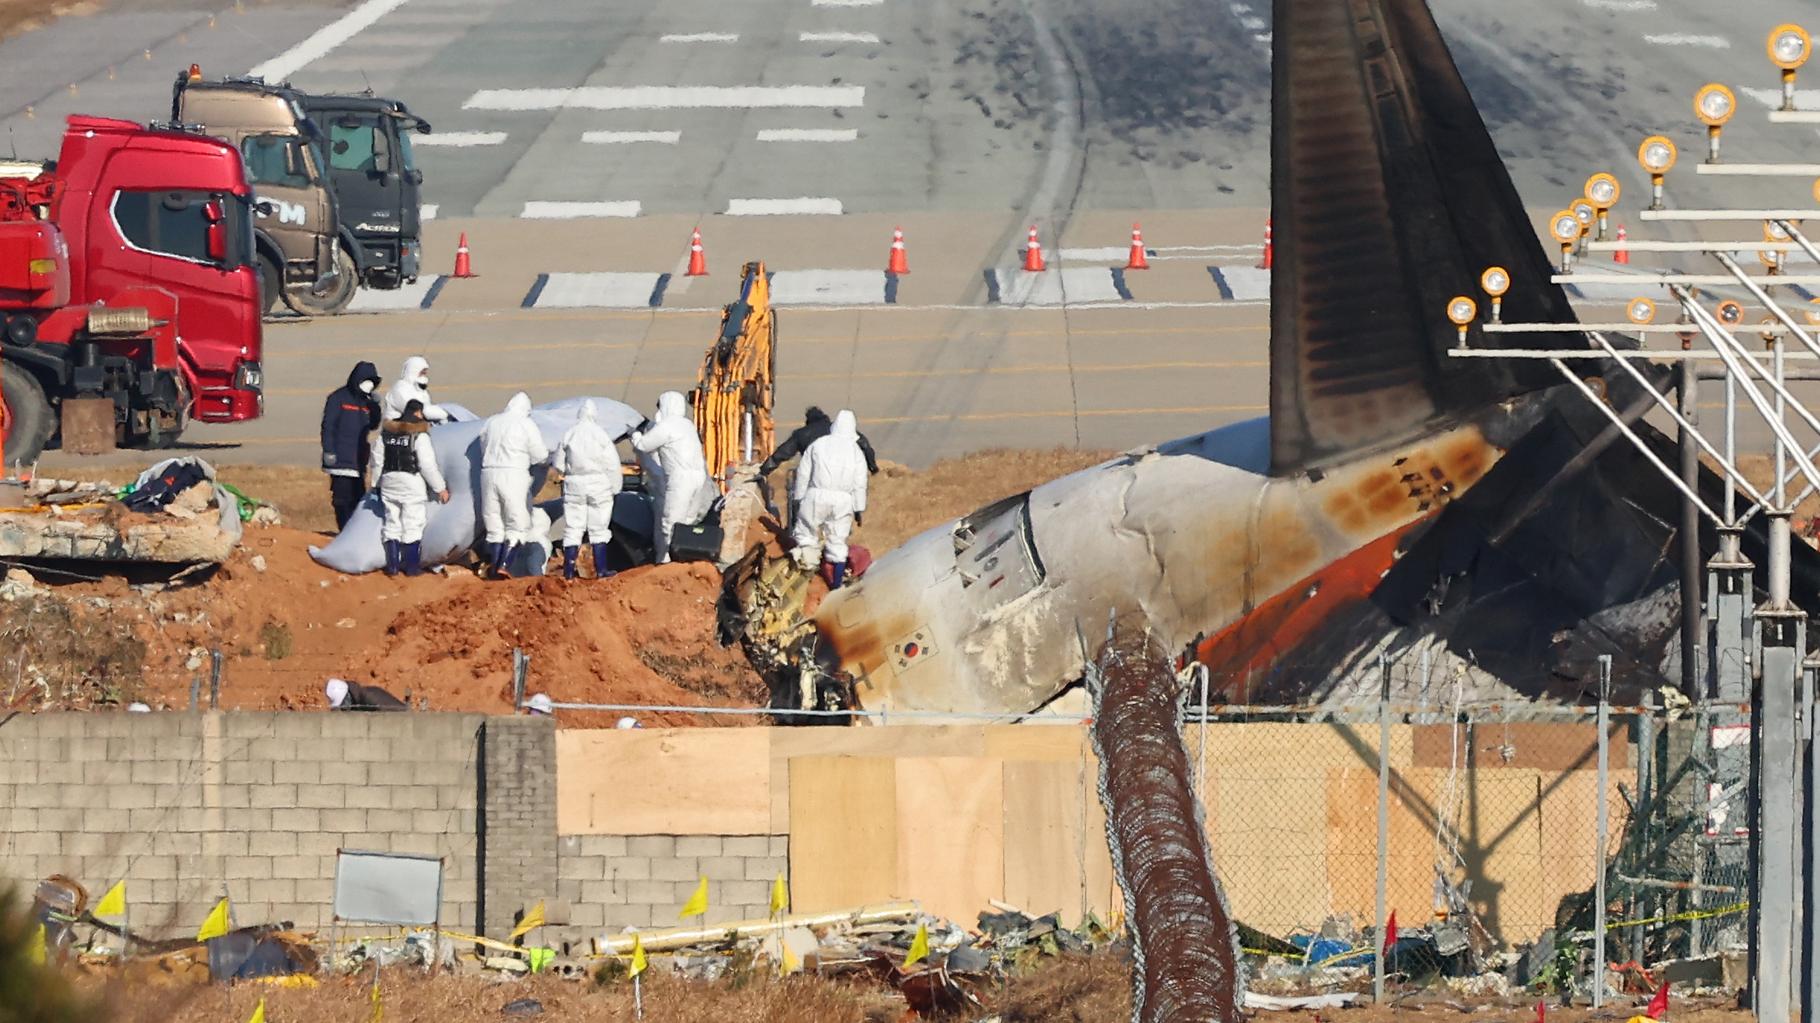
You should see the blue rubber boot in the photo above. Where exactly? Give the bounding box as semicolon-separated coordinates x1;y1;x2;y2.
593;543;615;580
383;540;402;576
489;542;508;578
563;546;579;580
402;542;423;577
829;561;847;589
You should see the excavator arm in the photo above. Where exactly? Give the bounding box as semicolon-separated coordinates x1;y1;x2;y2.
694;261;776;486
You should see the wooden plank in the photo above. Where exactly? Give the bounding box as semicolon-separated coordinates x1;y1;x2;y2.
1002;760;1116;926
767;726;991;833
982;726;1094;762
788;756;899;913
555;728;772;835
896;757;1005;925
1412;722;1627;771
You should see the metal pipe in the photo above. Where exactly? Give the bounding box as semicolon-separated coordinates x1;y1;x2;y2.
1548;359;1724;525
1680;358;1704;698
594;902;920;955
1375;657;1390;1004
1594;656;1611;1009
1678;295;1820;497
1714;252;1820;361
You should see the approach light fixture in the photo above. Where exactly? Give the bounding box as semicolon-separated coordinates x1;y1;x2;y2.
1446;294;1477;345
1770;24;1811;110
1480;266;1510;322
1627;297;1657;324
1585;172;1620;237
1638;136;1676;209
1761;316;1781;343
1550;209;1582;270
1695;83;1736;162
1717;300;1745;326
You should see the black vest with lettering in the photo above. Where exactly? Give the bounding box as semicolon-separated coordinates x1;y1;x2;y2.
381;430;419;474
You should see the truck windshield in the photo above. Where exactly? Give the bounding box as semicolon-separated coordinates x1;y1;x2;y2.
328;118;391;174
240;135;312;189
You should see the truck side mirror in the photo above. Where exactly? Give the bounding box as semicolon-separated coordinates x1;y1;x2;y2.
406;169;423;186
204;199;227;263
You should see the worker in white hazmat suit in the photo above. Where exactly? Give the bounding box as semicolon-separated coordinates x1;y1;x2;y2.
478;391;550;578
792;409;868;588
631;390;711;565
382;355;450;423
366;400;449;576
552;400;623;581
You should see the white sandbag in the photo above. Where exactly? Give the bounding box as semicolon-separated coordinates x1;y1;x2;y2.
309;397;643;574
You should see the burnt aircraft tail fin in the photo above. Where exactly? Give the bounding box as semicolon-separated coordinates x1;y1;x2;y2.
1269;0;1580;475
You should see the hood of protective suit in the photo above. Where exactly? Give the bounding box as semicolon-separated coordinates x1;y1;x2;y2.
832;409;858;438
655;390;687;422
505;392;533;416
579;400;597;423
402;355;431;386
348;361;380;391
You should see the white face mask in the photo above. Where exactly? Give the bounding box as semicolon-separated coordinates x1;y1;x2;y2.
416;374;430;387
358;380;376;394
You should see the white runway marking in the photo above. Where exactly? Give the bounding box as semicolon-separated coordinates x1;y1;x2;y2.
755;128;858;142
413;131;507;147
532;272;665;308
726;197;844;215
464;85;866;111
420;204;438;221
990;267;1125;306
349;276;441;312
769;270;889;305
1584;0;1655;10
1744;86;1820;108
520;200;642;219
582;130;681;144
812;0;882;6
800;31;880;42
249;0;413;82
1645;33;1729;47
1240;16;1265;29
661;32;738;42
1210;266;1270;301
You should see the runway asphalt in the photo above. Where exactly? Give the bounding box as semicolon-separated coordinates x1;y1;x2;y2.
2;0;1818;471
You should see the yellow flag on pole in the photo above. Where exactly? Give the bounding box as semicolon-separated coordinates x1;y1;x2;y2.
28;922;46;965
509;900;545;940
779;940;799;976
903;923;930;969
93;881;126;919
196;897;232;942
369;976;383;1023
628;933;648;977
677;876;709;920
769;873;788;918
247;997;266;1023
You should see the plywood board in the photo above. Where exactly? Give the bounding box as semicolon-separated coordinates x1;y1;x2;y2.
1412;722;1627;771
896;758;1005;925
788;756;898;913
767;726;992;832
983;726;1096;762
1002;761;1116;926
556;728;772;835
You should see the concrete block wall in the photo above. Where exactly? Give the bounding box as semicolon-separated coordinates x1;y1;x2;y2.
0;712;483;937
551;833;789;950
478;716;558;939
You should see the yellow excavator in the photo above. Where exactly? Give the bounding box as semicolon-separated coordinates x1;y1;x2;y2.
693;261;776;486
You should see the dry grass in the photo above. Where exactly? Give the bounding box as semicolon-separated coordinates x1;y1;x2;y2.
858;447;1117;552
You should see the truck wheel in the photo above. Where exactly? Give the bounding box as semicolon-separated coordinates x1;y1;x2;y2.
258;254;282;317
1;361;52;467
283;246;358;317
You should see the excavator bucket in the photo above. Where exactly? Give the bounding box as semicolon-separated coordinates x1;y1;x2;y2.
694;261;776;488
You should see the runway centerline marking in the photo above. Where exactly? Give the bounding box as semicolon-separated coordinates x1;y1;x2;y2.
520;200;642;219
464;86;866;111
413;131;507;147
800;31;880;42
661;32;738;42
582;130;681;144
1644;33;1729;47
755;128;858;142
726;197;844;215
811;0;883;6
249;0;413;82
1584;0;1656;10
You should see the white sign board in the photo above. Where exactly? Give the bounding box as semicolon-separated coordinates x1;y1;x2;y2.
333;850;443;926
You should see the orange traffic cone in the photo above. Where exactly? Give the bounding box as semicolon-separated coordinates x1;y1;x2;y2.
686;228;708;277
887;227;909;275
1614;225;1630;265
1126;223;1150;270
1023;225;1046;272
452;232;474;278
1258;218;1273;270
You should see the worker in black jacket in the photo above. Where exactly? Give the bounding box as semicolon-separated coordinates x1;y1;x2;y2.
758;407;880;529
320;361;383;529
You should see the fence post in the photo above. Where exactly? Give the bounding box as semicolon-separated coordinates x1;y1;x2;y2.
1375;652;1390;1004
209;649;223;710
511;648;528;711
1594;654;1611;1009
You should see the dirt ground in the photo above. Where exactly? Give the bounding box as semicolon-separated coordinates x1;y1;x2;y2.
6;447;1112;719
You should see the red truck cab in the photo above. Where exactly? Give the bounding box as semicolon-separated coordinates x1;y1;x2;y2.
0;115;263;465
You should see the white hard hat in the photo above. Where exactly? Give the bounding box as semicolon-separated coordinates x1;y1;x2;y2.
527;693;554;715
325;678;350;708
127;702;152;713
616;716;641;730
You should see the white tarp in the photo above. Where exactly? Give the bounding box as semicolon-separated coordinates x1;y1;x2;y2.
333;849;443;926
309;396;644;574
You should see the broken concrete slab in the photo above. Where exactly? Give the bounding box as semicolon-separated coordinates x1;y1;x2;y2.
0;507;237;563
